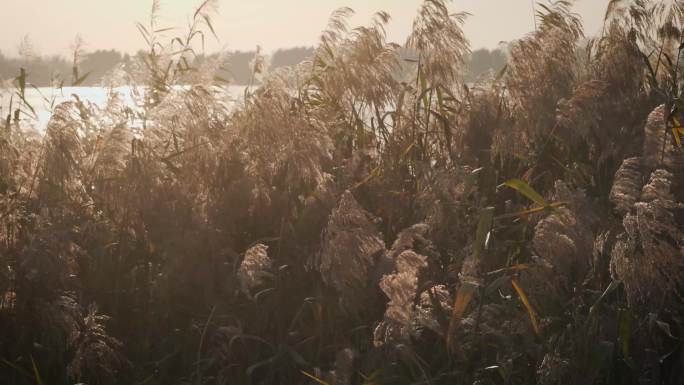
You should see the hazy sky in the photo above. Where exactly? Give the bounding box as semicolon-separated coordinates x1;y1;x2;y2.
0;0;610;57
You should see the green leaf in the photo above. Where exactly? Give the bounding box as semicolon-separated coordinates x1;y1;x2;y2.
17;93;36;117
495;201;568;220
619;309;635;367
73;71;91;86
512;277;540;335
301;370;331;385
474;207;495;260
213;75;230;84
18;68;26;98
673;126;684;146
202;14;218;39
136;23;151;46
446;281;477;353
30;356;43;385
436;85;446;116
193;0;213;19
494;64;508;83
503;178;548;207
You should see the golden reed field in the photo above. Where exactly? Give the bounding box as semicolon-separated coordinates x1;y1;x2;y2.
0;0;683;384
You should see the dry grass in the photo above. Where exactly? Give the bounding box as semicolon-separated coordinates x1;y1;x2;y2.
0;1;682;384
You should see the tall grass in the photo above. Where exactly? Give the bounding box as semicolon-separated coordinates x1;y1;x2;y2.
0;0;682;384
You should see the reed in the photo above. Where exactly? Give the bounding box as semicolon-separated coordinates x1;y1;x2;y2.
0;1;682;384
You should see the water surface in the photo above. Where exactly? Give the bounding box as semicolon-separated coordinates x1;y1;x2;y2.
0;85;246;132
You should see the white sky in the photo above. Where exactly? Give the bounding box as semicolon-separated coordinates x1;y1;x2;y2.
0;0;610;57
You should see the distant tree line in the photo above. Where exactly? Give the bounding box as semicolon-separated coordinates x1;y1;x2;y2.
0;49;131;87
0;46;506;86
0;47;318;87
463;47;507;82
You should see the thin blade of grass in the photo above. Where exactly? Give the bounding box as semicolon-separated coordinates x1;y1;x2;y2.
495;201;568;220
0;358;31;379
673;126;684;146
619;309;635;368
301;370;331;385
589;280;621;317
511;277;540;336
503;179;548;207
446;281;477;353
30;356;44;385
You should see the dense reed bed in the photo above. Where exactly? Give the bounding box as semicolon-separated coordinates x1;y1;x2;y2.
0;0;683;384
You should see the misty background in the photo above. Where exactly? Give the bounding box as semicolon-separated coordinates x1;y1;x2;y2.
0;0;608;86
